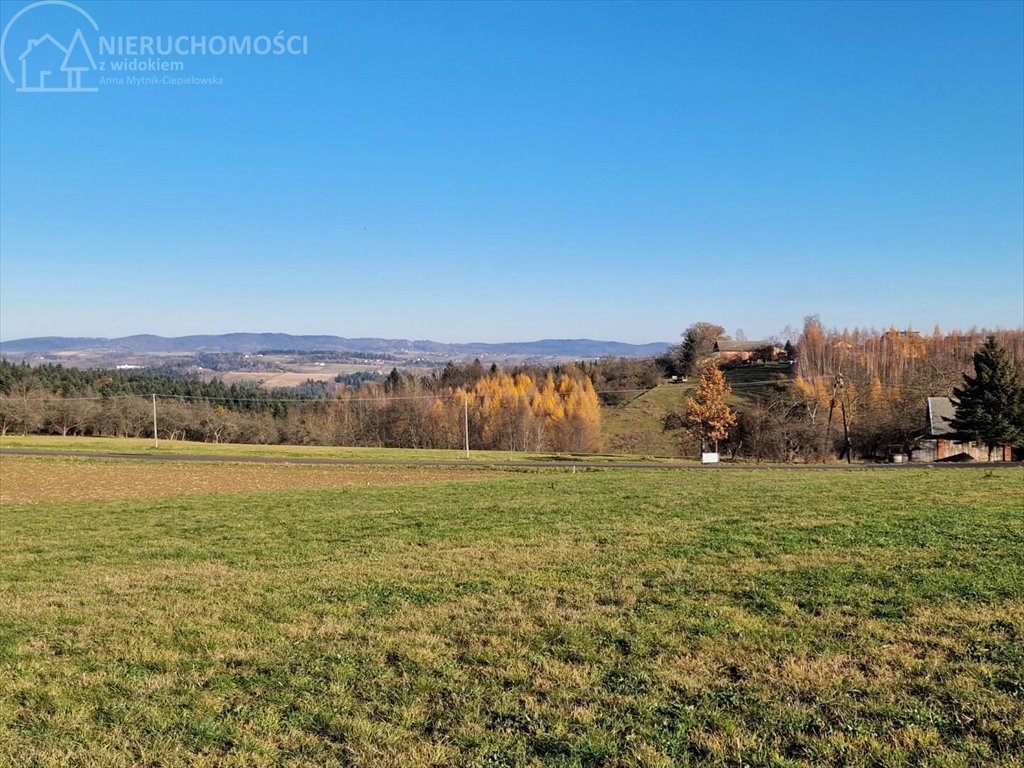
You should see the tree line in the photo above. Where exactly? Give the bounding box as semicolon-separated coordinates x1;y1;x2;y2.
730;319;1024;461
0;360;303;416
4;321;1021;461
0;359;604;452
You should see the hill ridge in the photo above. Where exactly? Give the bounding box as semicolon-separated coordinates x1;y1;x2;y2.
0;333;670;358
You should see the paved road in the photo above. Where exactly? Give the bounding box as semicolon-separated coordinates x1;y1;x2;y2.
2;447;1019;471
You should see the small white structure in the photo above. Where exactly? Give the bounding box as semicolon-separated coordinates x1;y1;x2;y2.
701;452;720;464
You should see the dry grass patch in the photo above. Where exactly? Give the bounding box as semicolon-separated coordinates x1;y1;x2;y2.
0;455;504;505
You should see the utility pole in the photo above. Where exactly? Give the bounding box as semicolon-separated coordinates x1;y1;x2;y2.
825;374;839;458
152;393;159;449
463;393;470;459
825;373;853;463
840;397;852;463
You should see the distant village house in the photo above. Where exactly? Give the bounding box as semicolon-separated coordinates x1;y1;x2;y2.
713;340;785;364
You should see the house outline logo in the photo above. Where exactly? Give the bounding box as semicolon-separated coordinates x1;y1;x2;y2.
1;0;100;93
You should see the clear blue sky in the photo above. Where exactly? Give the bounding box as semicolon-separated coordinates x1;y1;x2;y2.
1;0;1021;343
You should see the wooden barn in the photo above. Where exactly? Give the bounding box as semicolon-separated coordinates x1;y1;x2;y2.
912;397;1014;462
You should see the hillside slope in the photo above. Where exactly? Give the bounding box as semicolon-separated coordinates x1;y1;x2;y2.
601;363;792;457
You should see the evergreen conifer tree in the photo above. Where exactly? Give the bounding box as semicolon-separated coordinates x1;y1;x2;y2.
951;336;1024;459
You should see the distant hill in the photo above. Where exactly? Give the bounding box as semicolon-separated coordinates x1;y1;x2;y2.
0;333;670;359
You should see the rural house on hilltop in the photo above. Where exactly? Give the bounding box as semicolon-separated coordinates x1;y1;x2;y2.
713;340;784;364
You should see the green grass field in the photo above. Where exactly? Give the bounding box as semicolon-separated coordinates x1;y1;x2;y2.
1;459;1021;766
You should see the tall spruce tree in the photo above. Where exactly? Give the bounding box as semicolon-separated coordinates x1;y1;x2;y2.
950;336;1024;459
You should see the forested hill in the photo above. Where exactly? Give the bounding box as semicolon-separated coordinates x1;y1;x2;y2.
0;334;669;358
0;360;307;415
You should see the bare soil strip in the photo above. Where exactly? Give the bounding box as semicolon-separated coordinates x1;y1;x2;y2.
0;456;502;505
2;447;1016;471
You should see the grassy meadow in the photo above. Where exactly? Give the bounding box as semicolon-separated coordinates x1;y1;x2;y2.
1;456;1022;766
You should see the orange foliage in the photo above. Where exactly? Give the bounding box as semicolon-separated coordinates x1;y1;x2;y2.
465;370;602;452
684;362;737;452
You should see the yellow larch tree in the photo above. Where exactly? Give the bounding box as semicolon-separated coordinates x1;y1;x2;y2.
684;361;737;454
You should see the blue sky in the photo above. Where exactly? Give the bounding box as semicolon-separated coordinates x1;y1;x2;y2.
1;0;1021;343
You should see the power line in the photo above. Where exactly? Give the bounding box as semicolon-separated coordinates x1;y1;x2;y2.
5;363;795;405
9;387;647;405
3;378;792;404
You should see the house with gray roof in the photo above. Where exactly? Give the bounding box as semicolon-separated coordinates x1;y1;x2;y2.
912;396;1013;462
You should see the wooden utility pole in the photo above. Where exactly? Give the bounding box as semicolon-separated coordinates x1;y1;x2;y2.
463;393;470;459
825;374;839;453
839;397;852;463
825;373;853;463
152;393;159;448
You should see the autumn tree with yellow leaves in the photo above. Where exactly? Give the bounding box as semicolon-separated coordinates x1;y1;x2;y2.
465;370;602;453
684;361;737;454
